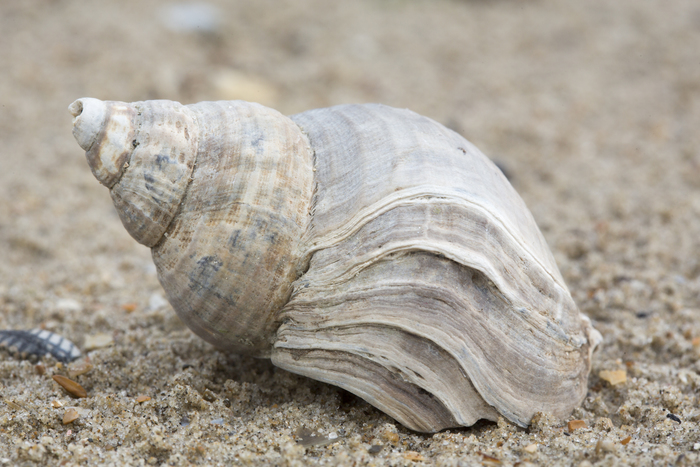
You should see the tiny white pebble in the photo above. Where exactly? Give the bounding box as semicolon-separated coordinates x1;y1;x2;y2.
148;293;168;310
328;432;338;440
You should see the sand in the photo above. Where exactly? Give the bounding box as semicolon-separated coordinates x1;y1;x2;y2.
1;0;699;465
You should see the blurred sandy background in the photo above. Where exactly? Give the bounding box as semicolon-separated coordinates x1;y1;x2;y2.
1;0;700;465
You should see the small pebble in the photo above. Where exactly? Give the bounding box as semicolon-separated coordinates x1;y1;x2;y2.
595;439;614;454
523;443;538;454
148;293;168;311
55;298;82;313
136;395;151;403
477;451;501;464
68;360;94;378
52;375;87;398
368;445;383;454
403;451;425;461
382;431;399;444
51;400;64;408
666;413;681;423
295;427;338;447
595;417;614;430
3;399;24;411
63;408;79;424
599;370;627;386
621;436;632;445
568;420;587;431
83;333;113;351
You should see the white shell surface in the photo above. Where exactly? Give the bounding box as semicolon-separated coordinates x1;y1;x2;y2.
70;98;136;188
271;104;601;432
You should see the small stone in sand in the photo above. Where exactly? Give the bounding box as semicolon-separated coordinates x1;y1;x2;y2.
68;360;93;378
3;399;24;411
63;408;79;424
136;395;151;403
403;451;425;461
382;431;399;444
83;333;113;351
599;370;627;386
368;445;383;454
52;375;87;398
294;427;341;447
595;439;615;454
523;443;538;453
478;452;501;464
568;420;587;431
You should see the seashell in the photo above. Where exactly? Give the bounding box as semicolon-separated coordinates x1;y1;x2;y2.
69;97;601;432
0;329;81;362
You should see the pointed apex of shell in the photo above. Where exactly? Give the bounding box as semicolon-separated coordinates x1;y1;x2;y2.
69;98;105;151
69;98;135;188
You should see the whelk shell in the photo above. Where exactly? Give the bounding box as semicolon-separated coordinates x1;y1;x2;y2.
69;97;601;432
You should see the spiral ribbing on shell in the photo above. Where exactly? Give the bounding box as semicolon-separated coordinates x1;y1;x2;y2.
71;98;313;354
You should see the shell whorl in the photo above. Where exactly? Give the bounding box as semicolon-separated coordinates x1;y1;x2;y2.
71;98;314;355
70;98;135;188
71;98;600;432
70;98;197;247
272;104;600;431
151;101;313;354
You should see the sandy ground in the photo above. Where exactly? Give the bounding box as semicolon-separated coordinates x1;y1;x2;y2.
1;0;700;465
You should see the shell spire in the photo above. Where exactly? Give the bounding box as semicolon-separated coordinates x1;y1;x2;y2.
69;98;135;188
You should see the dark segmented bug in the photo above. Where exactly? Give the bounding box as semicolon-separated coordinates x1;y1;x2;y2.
0;329;81;362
